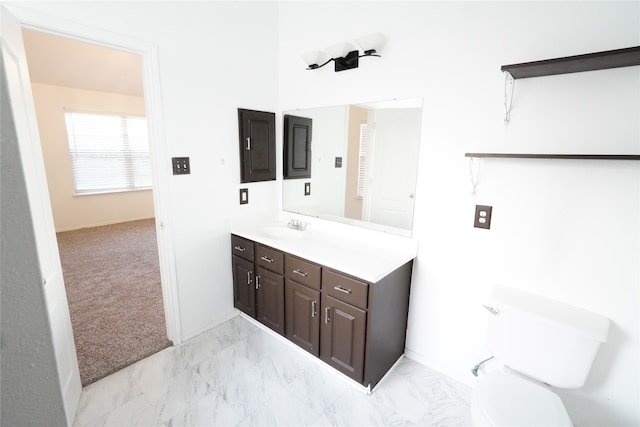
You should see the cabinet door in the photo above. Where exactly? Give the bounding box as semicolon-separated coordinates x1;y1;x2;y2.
320;295;367;383
283;115;312;179
285;279;320;356
232;255;255;317
256;267;285;336
238;109;276;183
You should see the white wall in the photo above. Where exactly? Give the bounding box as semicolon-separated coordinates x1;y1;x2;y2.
32;83;154;231
278;2;639;426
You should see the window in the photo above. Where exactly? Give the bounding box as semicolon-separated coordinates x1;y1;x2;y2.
64;111;151;194
356;123;368;198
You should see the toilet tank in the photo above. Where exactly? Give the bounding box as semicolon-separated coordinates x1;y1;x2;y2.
485;286;609;389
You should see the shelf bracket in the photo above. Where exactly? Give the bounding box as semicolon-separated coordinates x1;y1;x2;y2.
503;71;515;126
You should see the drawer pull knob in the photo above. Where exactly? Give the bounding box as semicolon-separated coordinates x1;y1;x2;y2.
334;286;352;294
234;245;246;252
311;301;317;318
293;269;309;277
260;256;274;263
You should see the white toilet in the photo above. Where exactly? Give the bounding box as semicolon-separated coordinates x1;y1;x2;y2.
470;285;610;426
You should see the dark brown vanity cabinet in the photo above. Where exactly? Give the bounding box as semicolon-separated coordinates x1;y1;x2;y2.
320;270;368;383
283;115;312;179
238;109;276;183
231;235;255;317
285;254;322;356
231;235;285;336
231;234;413;389
255;245;285;336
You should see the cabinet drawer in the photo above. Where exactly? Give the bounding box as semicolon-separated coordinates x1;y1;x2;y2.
323;269;368;310
285;254;321;290
231;235;254;262
255;244;284;275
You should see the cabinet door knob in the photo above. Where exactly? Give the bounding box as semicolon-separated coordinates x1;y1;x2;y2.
247;271;252;285
255;275;261;290
311;301;317;318
245;137;251;150
324;307;331;324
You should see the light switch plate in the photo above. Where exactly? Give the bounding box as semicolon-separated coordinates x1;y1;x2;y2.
474;205;492;229
304;182;311;196
172;157;190;175
335;157;342;168
239;188;249;205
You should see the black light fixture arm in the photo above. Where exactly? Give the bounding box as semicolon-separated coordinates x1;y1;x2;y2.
306;58;334;70
307;49;381;72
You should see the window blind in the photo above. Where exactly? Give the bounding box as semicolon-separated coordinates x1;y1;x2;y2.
64;111;151;194
357;123;368;198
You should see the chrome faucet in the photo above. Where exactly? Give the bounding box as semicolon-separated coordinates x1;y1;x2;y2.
287;218;307;231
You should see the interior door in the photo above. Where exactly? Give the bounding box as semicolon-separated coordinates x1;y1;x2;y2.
365;108;421;229
1;6;81;423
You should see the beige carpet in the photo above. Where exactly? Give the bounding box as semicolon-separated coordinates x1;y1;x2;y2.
57;219;171;386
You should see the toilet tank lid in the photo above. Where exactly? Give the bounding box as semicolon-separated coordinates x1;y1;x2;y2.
491;286;610;342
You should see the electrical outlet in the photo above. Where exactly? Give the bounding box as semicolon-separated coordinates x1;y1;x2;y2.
304;182;311;196
474;205;492;229
172;157;190;175
335;157;342;168
239;188;249;205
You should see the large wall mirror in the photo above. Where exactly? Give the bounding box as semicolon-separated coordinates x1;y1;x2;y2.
282;98;423;237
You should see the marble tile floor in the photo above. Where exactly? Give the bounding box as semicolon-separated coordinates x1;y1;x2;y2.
74;315;472;427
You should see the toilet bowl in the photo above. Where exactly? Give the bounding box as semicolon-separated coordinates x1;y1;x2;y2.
471;286;609;427
470;370;572;427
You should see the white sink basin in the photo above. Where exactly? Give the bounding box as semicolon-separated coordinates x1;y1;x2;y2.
255;225;305;240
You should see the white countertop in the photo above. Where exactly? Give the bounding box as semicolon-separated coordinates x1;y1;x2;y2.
231;218;418;283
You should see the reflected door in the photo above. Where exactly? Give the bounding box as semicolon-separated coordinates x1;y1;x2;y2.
365;108;421;230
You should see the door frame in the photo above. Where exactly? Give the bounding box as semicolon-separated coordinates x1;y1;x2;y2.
3;5;182;343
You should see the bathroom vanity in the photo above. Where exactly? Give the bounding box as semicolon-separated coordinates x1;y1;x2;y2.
230;220;417;390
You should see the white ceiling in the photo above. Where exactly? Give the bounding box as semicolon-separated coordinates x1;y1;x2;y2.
22;29;144;97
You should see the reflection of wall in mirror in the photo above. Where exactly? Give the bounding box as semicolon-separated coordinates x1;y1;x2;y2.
281;105;348;217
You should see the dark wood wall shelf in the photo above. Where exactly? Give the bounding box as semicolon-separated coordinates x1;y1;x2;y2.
465;153;640;160
501;46;640;79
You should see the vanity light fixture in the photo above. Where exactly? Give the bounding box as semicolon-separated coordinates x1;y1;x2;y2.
301;33;385;72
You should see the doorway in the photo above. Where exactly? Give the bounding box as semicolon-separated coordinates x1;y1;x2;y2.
21;28;174;386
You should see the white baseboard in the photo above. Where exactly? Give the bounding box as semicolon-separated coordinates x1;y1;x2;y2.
55;216;156;232
180;309;239;342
